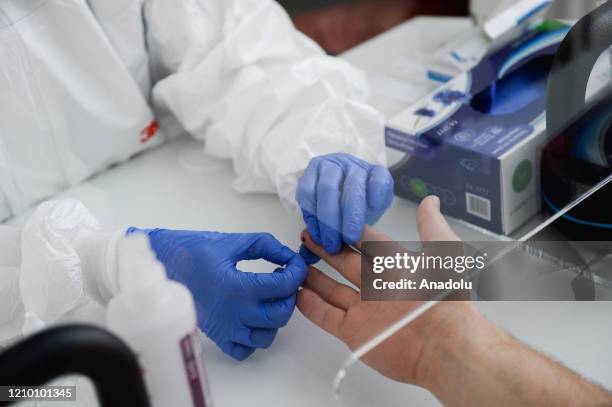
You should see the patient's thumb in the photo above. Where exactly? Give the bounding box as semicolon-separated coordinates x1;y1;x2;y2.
416;196;460;242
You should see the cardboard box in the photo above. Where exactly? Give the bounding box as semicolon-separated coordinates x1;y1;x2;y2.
385;21;570;234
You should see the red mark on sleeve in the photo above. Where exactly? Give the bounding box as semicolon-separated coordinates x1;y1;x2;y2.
140;119;159;143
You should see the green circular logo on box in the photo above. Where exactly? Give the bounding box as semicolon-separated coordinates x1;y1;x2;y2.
512;160;533;193
409;178;429;198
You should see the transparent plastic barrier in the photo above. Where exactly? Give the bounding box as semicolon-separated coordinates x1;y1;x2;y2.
331;2;612;397
333;176;612;401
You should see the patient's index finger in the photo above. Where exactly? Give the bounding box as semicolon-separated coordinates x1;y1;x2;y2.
302;229;362;288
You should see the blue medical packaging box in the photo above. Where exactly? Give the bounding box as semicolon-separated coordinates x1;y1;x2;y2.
385;22;571;235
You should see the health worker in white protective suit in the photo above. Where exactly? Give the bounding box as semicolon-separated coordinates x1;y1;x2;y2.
0;0;395;361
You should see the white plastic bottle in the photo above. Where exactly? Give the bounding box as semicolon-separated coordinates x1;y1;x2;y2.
107;234;212;407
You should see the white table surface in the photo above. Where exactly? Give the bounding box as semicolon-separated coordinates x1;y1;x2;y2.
10;17;612;407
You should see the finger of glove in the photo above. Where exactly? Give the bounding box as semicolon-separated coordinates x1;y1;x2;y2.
240;294;297;328
316;161;344;255
220;342;256;361
367;165;394;214
302;211;322;246
262;294;297;327
240;233;296;265
250;328;278;349
233;327;278;349
296;159;322;244
342;153;371;170
299;244;321;265
323;152;369;170
342;166;368;245
243;255;307;299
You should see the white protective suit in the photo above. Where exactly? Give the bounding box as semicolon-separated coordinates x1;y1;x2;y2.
0;0;386;346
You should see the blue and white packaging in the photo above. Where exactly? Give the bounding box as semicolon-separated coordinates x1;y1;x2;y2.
385;22;572;235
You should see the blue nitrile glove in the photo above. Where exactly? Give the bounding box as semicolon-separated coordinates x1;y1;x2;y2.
295;153;394;263
127;228;307;361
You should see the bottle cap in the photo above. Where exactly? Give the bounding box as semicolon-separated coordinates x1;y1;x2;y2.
118;234;168;310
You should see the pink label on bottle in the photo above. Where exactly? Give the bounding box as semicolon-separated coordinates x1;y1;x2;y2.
180;332;208;407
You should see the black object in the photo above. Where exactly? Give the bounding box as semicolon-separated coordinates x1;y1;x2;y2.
0;325;150;407
542;0;612;240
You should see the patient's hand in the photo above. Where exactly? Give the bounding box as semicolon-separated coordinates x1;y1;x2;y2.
299;196;612;406
297;196;478;385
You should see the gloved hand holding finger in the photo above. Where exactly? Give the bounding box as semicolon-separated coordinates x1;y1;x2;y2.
296;153;394;263
126;228;307;361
